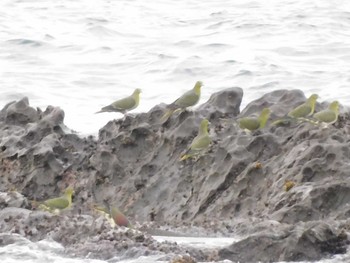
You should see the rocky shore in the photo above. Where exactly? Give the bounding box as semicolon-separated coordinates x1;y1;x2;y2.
1;89;350;262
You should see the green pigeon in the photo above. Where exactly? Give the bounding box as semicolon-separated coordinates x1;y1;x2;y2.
96;88;141;114
35;186;74;213
93;204;116;227
161;81;202;122
238;108;271;131
93;201;132;228
313;101;339;125
180;119;211;161
110;206;132;228
288;94;319;118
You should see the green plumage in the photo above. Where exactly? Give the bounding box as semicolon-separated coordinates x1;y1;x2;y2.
180;119;210;161
173;81;202;108
93;202;132;228
313;101;339;124
288;94;318;118
39;186;74;212
238;108;271;131
96;88;141;114
161;81;202;121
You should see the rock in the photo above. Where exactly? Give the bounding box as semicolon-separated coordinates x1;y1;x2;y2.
169;254;197;263
2;97;39;125
197;87;243;120
0;191;28;208
1;89;350;262
218;221;348;262
0;233;31;247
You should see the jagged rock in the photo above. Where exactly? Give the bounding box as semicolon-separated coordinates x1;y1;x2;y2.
1;89;350;262
2;97;39;125
197;87;243;120
218;221;348;262
0;191;28;208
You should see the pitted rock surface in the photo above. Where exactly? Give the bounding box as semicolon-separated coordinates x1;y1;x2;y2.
1;88;350;262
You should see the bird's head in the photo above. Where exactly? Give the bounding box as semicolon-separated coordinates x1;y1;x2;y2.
133;88;142;95
193;81;203;95
329;101;339;111
64;186;74;197
308;94;319;102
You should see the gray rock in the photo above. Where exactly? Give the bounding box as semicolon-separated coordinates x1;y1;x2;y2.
1;89;350;262
0;191;28;208
218;221;348;262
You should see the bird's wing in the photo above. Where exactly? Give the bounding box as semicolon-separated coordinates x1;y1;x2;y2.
239;117;259;130
314;110;336;123
44;197;69;209
288;104;311;118
190;135;210;151
112;96;136;111
174;90;199;108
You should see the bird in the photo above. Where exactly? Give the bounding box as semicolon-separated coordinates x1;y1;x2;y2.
96;88;141;114
93;201;132;228
288;94;319;119
34;186;74;213
92;204;117;227
161;81;202;122
238;108;271;132
313;101;339;125
180;119;211;161
110;206;132;228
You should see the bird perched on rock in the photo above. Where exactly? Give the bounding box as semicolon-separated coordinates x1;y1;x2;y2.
313;101;339;126
34;186;74;213
288;94;319;118
93;201;132;228
180;119;211;161
238;108;271;132
110;206;132;228
161;81;202;122
96;88;141;114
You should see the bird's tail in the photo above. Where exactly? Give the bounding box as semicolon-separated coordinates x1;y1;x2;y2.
30;200;40;209
179;154;190;161
179;149;194;161
160;108;175;122
271;118;293;127
31;200;52;212
95;105;116;114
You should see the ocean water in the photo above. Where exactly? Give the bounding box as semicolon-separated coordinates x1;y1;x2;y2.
1;234;350;263
1;0;350;135
1;0;350;262
0;235;237;263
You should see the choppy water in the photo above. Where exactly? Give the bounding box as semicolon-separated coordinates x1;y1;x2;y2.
1;0;350;135
0;235;237;263
1;0;350;262
0;234;350;263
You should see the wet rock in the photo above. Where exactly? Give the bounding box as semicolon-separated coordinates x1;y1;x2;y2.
0;233;30;247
